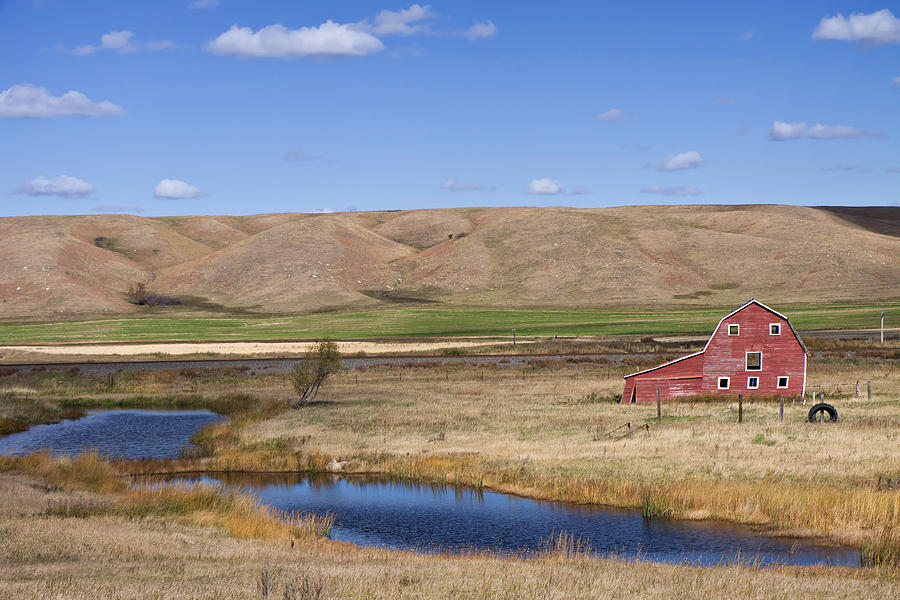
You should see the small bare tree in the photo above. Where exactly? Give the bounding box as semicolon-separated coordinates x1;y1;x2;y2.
290;338;342;408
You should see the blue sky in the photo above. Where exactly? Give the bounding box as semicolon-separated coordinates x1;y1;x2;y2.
1;1;898;216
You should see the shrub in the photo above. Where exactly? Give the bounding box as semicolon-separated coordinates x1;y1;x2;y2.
290;339;343;408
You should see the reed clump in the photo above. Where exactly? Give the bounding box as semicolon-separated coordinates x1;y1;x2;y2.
0;451;127;494
860;530;900;567
125;481;334;540
1;452;334;543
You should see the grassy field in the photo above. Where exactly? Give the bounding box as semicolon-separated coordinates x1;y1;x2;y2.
2;469;899;600
0;301;898;344
2;352;899;545
1;347;899;598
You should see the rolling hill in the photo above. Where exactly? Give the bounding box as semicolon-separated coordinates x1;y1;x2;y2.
1;205;898;319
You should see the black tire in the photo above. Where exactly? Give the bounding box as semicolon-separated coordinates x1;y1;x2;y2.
808;403;838;423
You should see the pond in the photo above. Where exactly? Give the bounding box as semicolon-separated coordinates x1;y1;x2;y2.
0;409;222;459
164;472;861;567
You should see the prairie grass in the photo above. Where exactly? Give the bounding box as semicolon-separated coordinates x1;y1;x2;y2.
1;473;899;599
0;452;334;542
233;358;900;548
125;481;334;540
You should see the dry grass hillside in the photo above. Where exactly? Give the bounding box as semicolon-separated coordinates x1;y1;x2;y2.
0;205;898;318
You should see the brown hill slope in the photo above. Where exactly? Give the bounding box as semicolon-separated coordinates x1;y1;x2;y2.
0;205;897;318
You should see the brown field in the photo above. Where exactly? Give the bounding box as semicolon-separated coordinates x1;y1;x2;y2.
2;205;899;319
3;470;900;600
1;346;900;597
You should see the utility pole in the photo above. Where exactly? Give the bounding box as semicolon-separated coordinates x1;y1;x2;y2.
512;327;517;349
881;312;885;345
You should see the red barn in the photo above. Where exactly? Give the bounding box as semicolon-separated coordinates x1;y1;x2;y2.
622;300;807;403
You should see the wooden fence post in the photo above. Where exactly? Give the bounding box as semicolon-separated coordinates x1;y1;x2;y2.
868;380;872;402
779;397;784;422
738;394;743;424
856;379;860;397
656;388;661;425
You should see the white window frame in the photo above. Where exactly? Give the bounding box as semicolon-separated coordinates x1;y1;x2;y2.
776;376;789;389
769;323;781;335
718;376;730;390
747;376;759;389
727;324;739;336
745;351;762;371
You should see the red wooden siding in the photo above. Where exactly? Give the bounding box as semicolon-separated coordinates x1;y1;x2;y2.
700;302;805;397
623;353;703;403
622;300;806;403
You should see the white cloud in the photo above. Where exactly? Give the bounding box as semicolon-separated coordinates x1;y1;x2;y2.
102;30;136;51
371;4;435;35
465;20;497;41
640;185;702;197
208;22;384;58
153;179;205;199
18;175;95;198
313;207;334;214
527;178;564;195
768;121;808;141
740;30;753;41
597;108;628;121
69;31;172;55
441;178;493;192
0;84;124;118
768;120;884;141
812;9;900;47
658;151;703;171
893;76;900;87
188;0;219;8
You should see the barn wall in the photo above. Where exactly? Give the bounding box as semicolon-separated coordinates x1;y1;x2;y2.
701;303;805;396
622;378;636;403
624;353;704;403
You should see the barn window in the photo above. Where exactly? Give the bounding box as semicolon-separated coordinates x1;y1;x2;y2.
770;323;781;335
777;376;789;389
747;377;759;389
746;352;762;371
728;324;739;336
718;377;730;390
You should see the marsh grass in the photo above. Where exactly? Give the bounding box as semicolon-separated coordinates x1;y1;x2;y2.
125;480;334;540
860;530;900;567
1;451;333;543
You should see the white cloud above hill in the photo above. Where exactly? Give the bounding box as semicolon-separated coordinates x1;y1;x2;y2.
153;179;205;199
18;175;95;198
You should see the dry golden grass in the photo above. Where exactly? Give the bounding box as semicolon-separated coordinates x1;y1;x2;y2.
4;357;899;549
225;359;900;547
1;473;899;600
0;451;333;543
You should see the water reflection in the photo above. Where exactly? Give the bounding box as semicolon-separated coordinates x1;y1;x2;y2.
163;472;860;567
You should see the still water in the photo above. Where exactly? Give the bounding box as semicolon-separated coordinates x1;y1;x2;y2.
0;409;221;459
167;472;861;567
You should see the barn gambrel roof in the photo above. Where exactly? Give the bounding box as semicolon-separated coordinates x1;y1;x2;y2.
623;299;807;380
